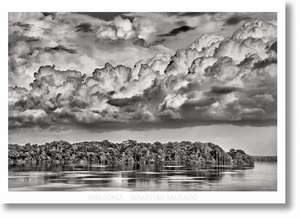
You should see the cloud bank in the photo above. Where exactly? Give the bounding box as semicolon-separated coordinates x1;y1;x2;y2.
8;13;277;129
8;12;175;88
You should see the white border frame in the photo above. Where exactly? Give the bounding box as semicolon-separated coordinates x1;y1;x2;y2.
0;0;286;204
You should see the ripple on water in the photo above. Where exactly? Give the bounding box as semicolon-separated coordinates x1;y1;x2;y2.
163;175;206;183
10;182;85;191
63;173;95;178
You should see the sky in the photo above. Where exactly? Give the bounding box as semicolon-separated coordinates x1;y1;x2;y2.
8;12;277;155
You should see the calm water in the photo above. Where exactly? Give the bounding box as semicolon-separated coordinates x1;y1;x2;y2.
8;162;277;191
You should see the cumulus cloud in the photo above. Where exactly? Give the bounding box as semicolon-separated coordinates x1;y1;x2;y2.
8;15;277;129
232;20;277;42
94;15;157;41
8;12;171;88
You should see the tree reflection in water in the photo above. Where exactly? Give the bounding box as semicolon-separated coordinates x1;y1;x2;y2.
9;162;253;191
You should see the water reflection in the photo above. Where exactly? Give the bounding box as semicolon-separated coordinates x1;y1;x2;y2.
8;162;276;191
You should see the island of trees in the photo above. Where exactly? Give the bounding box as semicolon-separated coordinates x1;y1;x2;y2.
8;140;254;169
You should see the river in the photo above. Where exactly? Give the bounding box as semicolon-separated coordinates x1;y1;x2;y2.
8;161;276;191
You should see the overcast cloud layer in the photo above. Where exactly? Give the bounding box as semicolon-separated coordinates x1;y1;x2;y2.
8;12;277;130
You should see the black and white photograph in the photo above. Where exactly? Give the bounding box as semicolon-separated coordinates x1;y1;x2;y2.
5;4;286;204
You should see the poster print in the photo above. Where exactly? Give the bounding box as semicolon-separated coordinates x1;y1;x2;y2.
6;9;285;203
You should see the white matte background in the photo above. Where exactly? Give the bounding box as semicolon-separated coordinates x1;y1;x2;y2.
0;0;299;216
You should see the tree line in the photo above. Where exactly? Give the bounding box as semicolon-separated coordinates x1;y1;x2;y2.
8;140;254;168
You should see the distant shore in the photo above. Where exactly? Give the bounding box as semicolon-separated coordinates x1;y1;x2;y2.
252;156;277;162
9;140;255;169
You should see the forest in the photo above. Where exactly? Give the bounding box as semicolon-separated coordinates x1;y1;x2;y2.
8;140;254;168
